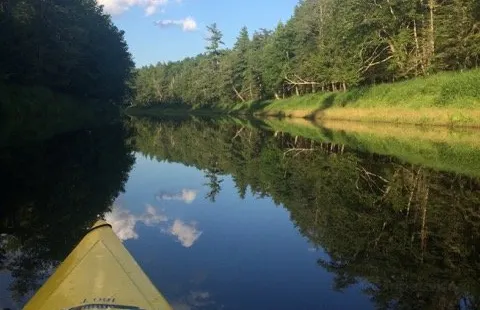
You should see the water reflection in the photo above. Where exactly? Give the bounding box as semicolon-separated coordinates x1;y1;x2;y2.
1;115;479;309
130;117;480;310
106;153;354;310
169;220;202;248
171;291;216;310
156;189;199;204
106;201;203;248
106;203;168;241
0;123;134;305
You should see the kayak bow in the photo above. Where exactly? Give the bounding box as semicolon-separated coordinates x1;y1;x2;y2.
24;220;172;310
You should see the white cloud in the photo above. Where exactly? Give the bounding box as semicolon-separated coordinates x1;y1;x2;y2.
105;204;168;241
156;189;198;204
154;17;198;32
168;220;202;248
97;0;171;16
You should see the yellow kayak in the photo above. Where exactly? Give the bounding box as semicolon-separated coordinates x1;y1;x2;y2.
24;220;172;310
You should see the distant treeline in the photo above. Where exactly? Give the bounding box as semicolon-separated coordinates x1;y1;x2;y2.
0;0;134;102
134;0;480;107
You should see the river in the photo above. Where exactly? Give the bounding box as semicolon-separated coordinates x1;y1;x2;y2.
1;116;479;309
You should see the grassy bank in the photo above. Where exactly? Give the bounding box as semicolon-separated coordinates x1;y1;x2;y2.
0;83;119;147
129;69;480;127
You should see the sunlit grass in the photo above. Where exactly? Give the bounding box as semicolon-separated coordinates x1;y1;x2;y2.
252;69;480;126
264;69;480;109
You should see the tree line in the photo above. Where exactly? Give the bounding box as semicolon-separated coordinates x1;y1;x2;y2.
0;0;134;102
134;0;480;107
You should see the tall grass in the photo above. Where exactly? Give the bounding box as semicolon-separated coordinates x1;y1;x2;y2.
247;70;480;126
264;69;480;110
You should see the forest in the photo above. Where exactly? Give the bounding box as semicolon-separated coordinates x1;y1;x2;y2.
134;0;480;107
131;117;480;309
0;0;134;102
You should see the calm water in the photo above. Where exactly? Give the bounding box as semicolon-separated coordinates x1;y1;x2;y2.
1;117;480;309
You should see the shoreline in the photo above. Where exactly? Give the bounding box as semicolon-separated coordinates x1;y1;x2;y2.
126;105;480;128
127;69;480;128
128;69;480;128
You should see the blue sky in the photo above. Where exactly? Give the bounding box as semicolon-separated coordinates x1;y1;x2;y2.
98;0;299;67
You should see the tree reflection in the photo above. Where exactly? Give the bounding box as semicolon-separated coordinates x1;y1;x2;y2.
204;156;224;202
314;165;480;310
0;123;134;300
131;117;480;310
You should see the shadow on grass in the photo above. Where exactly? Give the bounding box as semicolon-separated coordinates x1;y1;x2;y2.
307;93;337;120
247;99;273;112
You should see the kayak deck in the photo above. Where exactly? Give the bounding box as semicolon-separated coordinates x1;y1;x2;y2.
24;220;172;310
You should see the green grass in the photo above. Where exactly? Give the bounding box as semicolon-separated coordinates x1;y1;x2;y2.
129;69;480;127
263;69;480;110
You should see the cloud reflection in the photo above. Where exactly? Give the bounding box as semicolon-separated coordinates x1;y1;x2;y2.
105;203;202;247
156;189;198;204
168;220;202;248
105;204;168;241
171;291;215;310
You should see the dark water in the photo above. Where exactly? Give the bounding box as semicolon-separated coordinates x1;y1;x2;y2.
1;117;480;310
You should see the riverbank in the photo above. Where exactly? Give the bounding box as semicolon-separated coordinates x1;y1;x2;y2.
128;69;480;127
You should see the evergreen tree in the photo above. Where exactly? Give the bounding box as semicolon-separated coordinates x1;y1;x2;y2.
206;23;225;67
231;26;251;101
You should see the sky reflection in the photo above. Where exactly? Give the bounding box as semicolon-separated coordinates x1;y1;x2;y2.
105;201;203;248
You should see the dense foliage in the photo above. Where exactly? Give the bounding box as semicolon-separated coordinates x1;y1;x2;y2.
134;0;480;107
131;117;480;309
0;0;134;102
